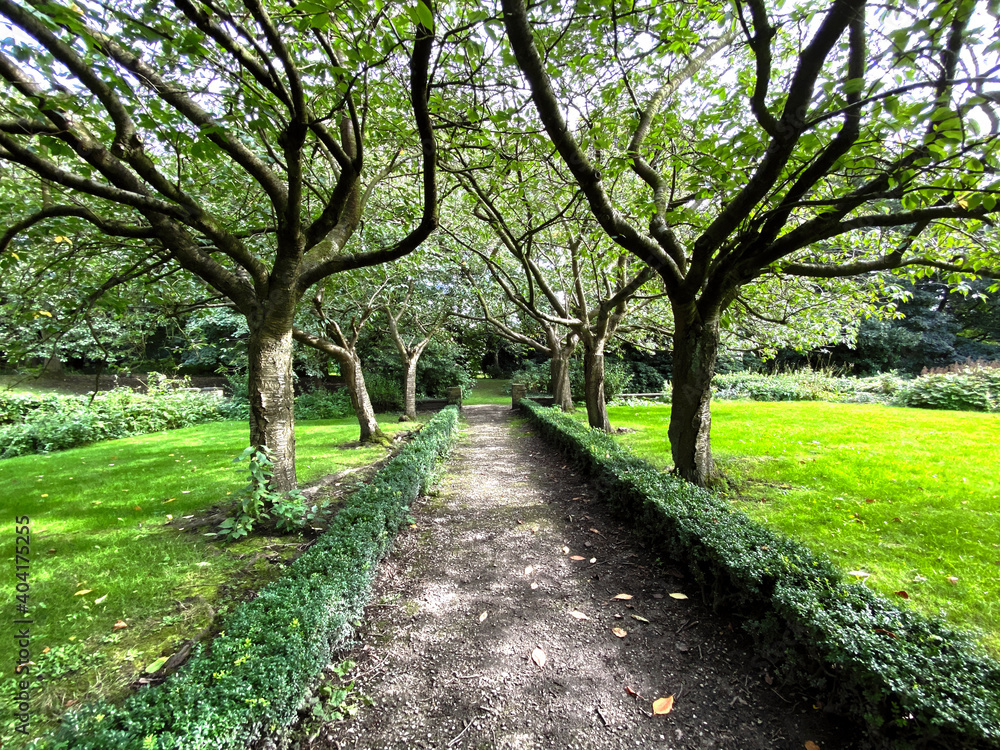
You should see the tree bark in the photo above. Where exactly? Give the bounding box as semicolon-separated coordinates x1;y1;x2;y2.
668;304;721;486
550;350;574;411
339;349;384;444
583;345;611;431
402;356;419;421
247;325;296;492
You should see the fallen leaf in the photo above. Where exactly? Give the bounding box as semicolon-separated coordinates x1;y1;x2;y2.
569;611;590;620
668;593;688;600
479;611;487;623
632;615;650;623
64;700;78;708
613;593;633;600
947;576;959;584
164;498;175;503
612;627;627;638
652;695;674;715
134;506;142;511
112;620;128;631
895;590;909;599
145;656;169;674
865;498;875;504
41;647;50;654
74;589;93;596
94;594;107;605
625;686;640;697
590;528;601;534
764;672;773;685
530;647;546;668
805;742;821;750
570;555;586;561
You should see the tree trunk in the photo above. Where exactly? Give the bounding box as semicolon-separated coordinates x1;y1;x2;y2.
583;345;611;431
339;350;384;444
550;351;574;411
402;356;418;421
668;307;721;487
247;326;296;492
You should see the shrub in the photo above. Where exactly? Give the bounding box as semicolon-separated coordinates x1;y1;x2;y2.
40;406;459;750
894;364;1000;412
294;388;352;420
519;400;1000;749
713;368;904;404
509;358;634;400
363;371;404;412
0;389;226;459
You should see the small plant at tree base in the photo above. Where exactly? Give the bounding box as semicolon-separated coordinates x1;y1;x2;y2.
219;446;316;540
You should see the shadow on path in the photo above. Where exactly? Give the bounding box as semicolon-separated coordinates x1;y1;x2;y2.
312;405;858;750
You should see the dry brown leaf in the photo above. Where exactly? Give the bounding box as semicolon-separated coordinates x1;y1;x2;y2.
895;590;909;599
668;593;688;600
570;555;586;561
479;611;487;623
631;615;650;623
590;528;601;534
530;647;546;668
625;686;640;697
805;742;821;750
652;695;674;715
73;589;92;596
612;627;628;638
613;593;633;600
112;620;128;631
569;611;590;620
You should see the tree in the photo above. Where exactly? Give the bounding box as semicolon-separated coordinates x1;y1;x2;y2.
0;0;441;489
501;0;1000;484
448;141;663;426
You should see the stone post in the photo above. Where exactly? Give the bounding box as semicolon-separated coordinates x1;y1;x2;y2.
511;383;527;409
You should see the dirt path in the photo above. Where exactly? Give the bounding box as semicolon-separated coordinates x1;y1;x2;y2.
309;405;858;750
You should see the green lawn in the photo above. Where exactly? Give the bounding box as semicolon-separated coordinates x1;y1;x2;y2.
0;415;415;743
596;401;1000;654
464;377;511;405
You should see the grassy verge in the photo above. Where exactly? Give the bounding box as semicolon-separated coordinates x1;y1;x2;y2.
0;415;421;746
37;406;459;750
595;401;1000;653
526;400;1000;748
463;377;510;405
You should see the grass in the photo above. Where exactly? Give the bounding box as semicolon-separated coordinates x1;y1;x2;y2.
464;377;511;405
0;414;417;745
593;400;1000;654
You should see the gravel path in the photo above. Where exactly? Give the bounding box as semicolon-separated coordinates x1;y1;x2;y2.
309;405;858;750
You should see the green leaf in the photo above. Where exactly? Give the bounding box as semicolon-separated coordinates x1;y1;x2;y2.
145;656;169;674
414;1;433;29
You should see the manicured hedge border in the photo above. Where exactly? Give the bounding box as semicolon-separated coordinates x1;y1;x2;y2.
39;406;459;750
520;400;1000;750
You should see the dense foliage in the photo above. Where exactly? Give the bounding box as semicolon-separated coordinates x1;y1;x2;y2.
38;406;459;750
508;358;636;400
520;400;1000;749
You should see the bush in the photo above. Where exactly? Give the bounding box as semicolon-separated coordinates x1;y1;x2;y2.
508;358;634;400
0;388;226;459
894;364;1000;412
713;369;904;404
519;400;1000;749
294;388;352;420
363;371;403;412
40;406;460;750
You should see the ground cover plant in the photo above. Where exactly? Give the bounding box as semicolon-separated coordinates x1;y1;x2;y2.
35;406;459;750
524;400;1000;748
592;401;1000;654
0;414;420;747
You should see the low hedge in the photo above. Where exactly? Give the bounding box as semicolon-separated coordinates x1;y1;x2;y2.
39;406;459;750
519;400;1000;749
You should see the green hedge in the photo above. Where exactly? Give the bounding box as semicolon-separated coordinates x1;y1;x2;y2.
519;400;1000;750
894;369;1000;412
39;406;459;750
